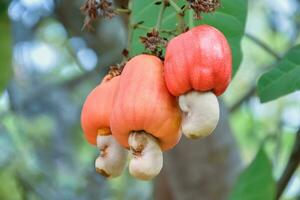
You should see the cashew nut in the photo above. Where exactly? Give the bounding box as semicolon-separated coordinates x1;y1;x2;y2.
179;91;219;139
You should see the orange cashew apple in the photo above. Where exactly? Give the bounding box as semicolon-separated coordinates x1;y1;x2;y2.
110;54;181;180
164;25;232;139
81;74;127;178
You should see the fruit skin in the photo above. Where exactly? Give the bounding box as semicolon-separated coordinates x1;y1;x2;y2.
110;54;181;151
81;75;120;145
164;25;232;96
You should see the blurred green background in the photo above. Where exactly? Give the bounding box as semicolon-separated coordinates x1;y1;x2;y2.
0;0;299;200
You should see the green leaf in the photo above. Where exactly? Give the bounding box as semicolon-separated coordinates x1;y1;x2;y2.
191;0;248;76
0;13;12;95
257;45;300;103
0;168;22;200
228;148;276;200
129;0;248;76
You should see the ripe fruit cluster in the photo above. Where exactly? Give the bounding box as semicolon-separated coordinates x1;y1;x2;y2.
81;25;232;180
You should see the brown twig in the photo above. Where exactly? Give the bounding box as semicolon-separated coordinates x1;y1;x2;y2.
276;128;300;200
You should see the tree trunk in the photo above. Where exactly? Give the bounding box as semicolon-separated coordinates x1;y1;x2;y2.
154;103;241;200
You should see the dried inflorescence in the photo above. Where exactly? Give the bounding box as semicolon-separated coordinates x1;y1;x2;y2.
140;30;167;59
108;59;127;77
187;0;221;19
108;66;122;78
81;0;116;30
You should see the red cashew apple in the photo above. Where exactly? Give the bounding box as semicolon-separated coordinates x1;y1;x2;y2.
110;54;181;180
81;74;127;178
164;25;232;139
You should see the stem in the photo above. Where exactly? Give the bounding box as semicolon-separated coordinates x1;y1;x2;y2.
133;24;151;31
64;40;87;72
245;33;281;60
273;104;284;168
127;0;134;53
168;0;185;33
188;9;194;28
176;13;185;33
115;8;131;14
276;128;300;200
168;0;182;13
161;28;177;36
133;24;175;35
155;2;167;31
230;86;256;112
132;24;176;36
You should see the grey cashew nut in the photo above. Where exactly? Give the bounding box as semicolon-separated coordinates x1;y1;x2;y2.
179;91;219;139
128;131;163;180
95;135;128;178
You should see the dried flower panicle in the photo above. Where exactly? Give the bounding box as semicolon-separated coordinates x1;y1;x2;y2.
187;0;221;19
108;61;127;77
140;30;168;59
81;0;116;30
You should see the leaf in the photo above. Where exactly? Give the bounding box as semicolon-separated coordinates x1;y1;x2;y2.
129;0;248;76
0;13;12;95
228;147;276;200
257;45;300;103
0;167;22;200
191;0;248;76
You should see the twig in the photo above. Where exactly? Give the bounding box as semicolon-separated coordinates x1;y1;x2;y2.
126;0;133;52
161;28;177;36
229;46;283;113
132;24;150;31
64;40;87;72
133;24;176;35
16;173;50;200
168;0;185;33
115;8;131;14
168;0;182;13
245;33;281;60
230;86;256;112
155;2;167;31
20;47;122;108
276;128;300;200
188;9;194;28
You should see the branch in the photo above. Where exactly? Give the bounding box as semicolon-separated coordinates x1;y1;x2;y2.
276;128;300;200
126;0;133;52
64;40;87;72
168;0;185;33
229;62;276;112
188;9;194;28
168;0;182;13
229;31;291;112
19;47;121;108
230;86;256;112
115;8;131;14
245;33;281;60
16;173;50;200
